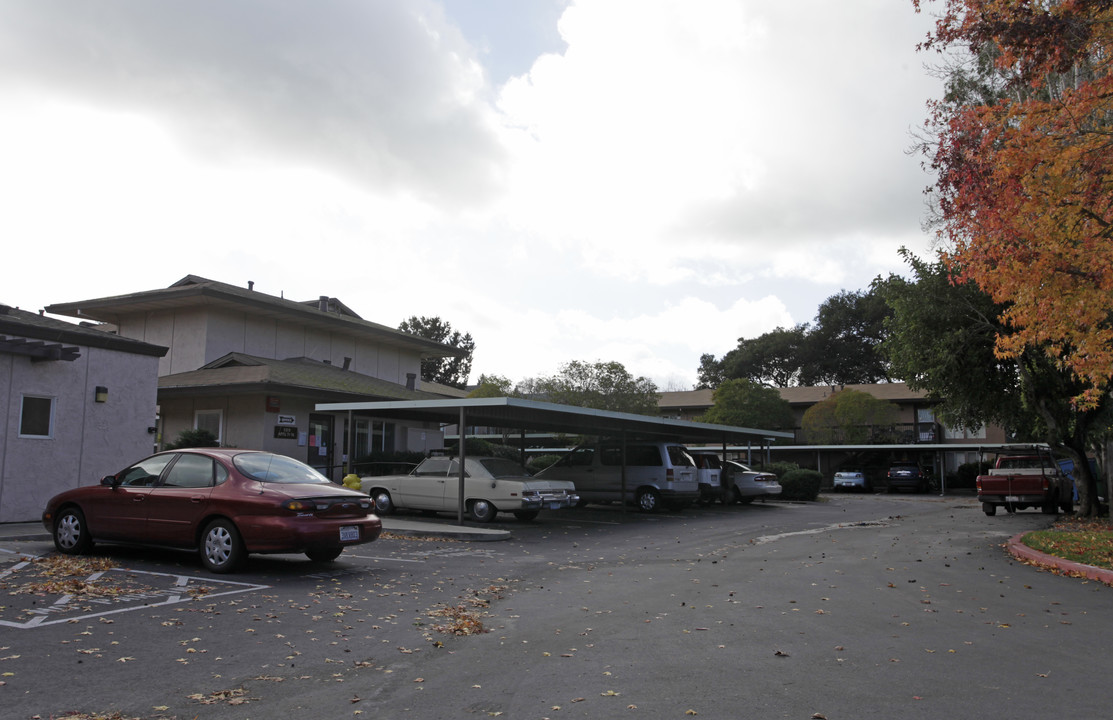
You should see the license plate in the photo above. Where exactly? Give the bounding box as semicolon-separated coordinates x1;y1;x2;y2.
1005;496;1019;502
340;525;359;542
550;502;561;510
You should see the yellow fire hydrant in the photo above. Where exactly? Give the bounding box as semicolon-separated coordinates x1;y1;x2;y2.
342;473;361;490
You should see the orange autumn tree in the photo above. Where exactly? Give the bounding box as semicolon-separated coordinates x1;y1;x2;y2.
915;0;1113;409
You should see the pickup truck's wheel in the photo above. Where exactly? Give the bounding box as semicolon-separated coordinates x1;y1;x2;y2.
636;488;661;512
468;499;496;523
1042;493;1058;514
983;502;996;516
1061;493;1074;514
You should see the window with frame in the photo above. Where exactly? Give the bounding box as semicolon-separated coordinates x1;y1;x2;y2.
162;454;216;489
194;409;223;442
19;395;54;438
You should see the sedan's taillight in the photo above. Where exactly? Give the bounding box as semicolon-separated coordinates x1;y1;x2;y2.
283;499;328;512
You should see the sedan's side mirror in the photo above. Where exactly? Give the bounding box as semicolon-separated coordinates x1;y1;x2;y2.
101;475;120;488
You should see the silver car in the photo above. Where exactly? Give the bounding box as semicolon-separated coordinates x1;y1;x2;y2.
360;456;578;522
723;461;782;504
833;469;869;492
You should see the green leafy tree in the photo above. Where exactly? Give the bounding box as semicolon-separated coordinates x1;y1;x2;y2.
801;389;899;444
700;379;795;431
468;374;518;398
720;326;808;388
398;316;475;389
702;286;892;390
696;353;725;390
530;360;660;415
880;251;1111;516
801;289;892;385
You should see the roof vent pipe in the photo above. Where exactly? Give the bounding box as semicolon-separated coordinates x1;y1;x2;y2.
248;281;254;291
319;295;329;312
406;373;416;391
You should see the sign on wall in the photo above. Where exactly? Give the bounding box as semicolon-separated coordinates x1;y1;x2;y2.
277;415;296;425
274;426;298;439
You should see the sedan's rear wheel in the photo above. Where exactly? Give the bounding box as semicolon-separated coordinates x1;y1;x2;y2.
54;507;93;555
200;519;245;573
468;499;497;523
306;547;344;562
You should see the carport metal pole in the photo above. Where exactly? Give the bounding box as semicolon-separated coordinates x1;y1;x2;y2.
621;430;628;515
457;406;467;524
346;410;354;475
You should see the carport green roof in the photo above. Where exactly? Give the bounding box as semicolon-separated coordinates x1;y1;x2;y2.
316;396;793;444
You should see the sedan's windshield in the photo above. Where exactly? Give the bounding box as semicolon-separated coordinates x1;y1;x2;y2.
234;453;331;484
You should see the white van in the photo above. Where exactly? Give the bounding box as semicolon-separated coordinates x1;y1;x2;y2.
688;451;726;504
536;442;699;512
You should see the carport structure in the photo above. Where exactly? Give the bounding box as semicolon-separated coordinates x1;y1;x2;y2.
317;396;793;523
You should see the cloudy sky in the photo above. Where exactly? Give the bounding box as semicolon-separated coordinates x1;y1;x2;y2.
0;0;943;390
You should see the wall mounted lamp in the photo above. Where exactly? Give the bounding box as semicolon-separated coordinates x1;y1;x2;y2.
94;386;108;403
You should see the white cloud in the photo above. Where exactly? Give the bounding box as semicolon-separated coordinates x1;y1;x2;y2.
0;0;943;390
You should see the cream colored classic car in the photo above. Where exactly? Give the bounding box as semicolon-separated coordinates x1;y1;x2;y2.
359;456;579;522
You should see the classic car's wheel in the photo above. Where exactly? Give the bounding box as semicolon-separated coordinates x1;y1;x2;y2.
468;499;497;523
983;502;997;516
513;510;540;522
54;506;93;555
200;519;245;573
575;498;589;508
721;486;737;505
635;488;661;512
739;496;755;505
306;547;344;562
371;490;395;515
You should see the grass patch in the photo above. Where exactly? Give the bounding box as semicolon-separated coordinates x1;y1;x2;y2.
1022;518;1113;571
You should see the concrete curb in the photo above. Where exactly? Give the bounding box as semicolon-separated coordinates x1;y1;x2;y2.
1007;532;1113;587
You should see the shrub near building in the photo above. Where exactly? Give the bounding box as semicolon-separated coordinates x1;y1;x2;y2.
779;469;823;501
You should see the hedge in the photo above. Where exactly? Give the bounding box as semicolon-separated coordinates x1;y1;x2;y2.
779;468;823;501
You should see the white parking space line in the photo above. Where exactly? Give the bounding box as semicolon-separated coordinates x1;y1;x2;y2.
0;561;270;630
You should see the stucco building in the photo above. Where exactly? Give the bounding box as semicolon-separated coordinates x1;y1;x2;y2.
46;276;466;480
0;304;167;522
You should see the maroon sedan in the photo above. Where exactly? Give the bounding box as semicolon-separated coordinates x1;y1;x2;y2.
42;448;382;573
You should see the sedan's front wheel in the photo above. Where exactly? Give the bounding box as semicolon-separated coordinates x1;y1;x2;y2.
200;519;245;573
54;507;93;555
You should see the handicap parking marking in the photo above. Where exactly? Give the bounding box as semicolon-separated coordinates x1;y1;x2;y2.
0;553;269;629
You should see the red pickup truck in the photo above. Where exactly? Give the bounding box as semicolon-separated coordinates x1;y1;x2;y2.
976;448;1074;517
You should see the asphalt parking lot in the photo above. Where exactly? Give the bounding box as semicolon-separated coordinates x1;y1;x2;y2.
3;494;1112;719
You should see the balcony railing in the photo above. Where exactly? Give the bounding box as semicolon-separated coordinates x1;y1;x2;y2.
790;422;942;445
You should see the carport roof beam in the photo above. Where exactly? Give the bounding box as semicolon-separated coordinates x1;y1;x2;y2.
315;396;793;444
